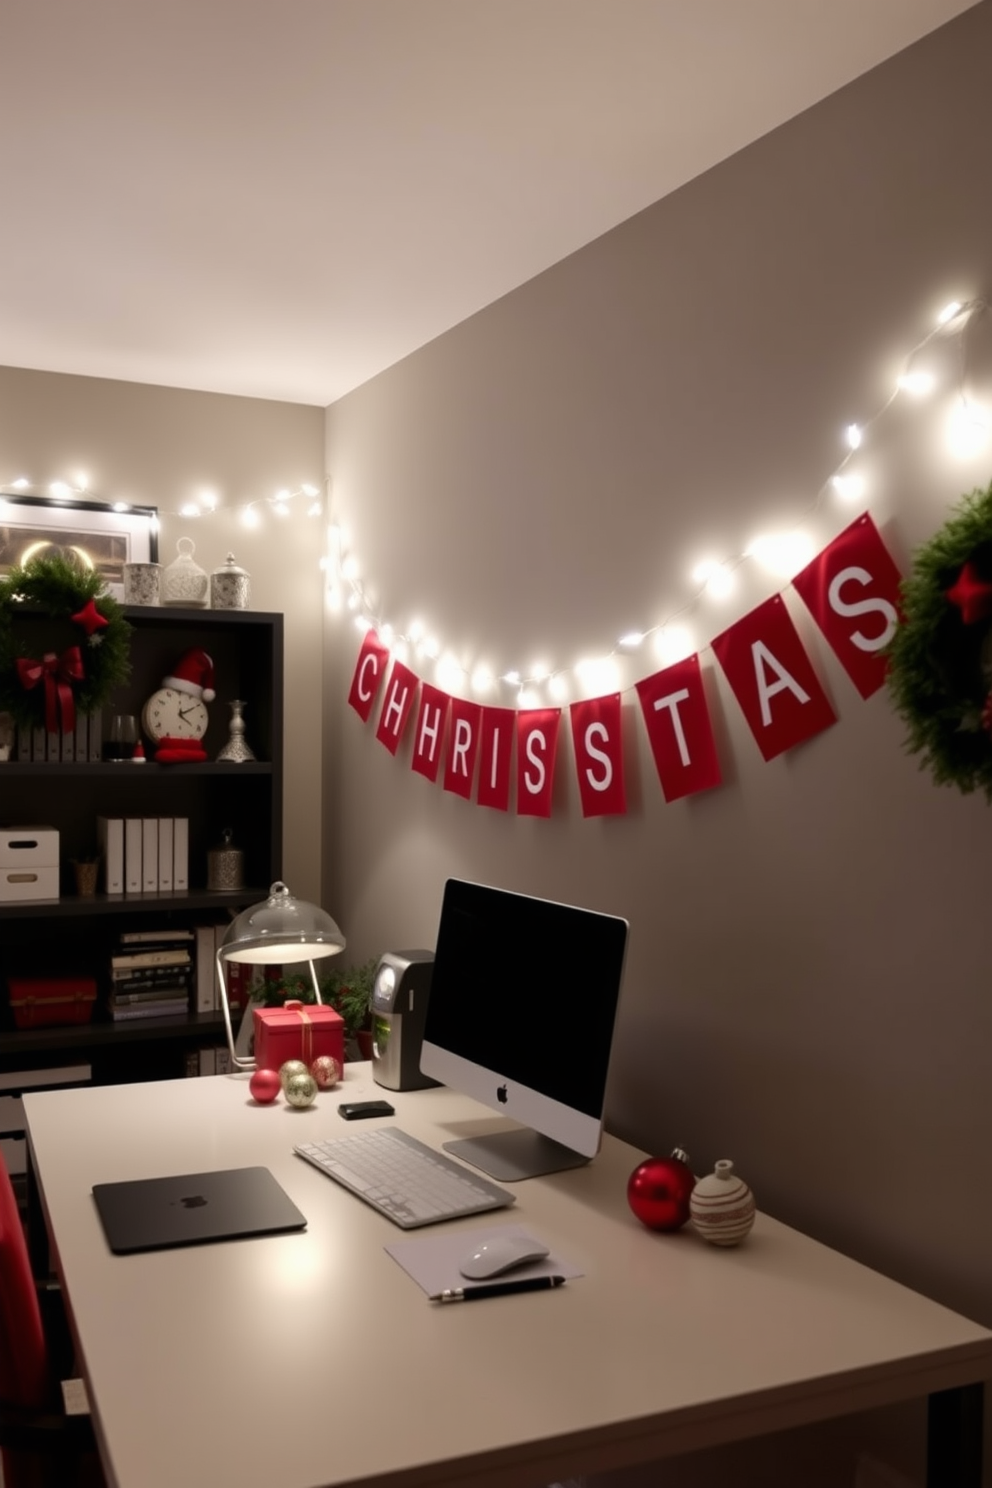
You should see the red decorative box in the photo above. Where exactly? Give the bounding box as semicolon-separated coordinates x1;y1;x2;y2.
9;977;97;1029
252;1001;344;1075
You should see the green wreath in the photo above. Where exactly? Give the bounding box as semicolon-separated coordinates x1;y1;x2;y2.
886;477;992;798
0;554;132;731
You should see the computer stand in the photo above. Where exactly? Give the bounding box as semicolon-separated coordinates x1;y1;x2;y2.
444;1129;591;1182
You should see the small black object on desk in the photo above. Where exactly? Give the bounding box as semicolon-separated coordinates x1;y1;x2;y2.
430;1276;566;1303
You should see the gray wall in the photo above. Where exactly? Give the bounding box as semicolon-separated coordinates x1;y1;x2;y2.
0;367;326;900
324;5;992;1478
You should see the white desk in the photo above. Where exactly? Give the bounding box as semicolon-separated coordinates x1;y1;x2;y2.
24;1069;992;1488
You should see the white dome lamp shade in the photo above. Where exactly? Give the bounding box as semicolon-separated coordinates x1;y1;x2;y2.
216;881;346;1069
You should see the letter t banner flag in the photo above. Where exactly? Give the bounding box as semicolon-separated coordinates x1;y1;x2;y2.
712;594;836;762
790;512;903;700
569;694;626;817
635;654;722;802
347;629;390;722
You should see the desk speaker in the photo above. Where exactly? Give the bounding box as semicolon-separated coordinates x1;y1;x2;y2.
370;950;440;1092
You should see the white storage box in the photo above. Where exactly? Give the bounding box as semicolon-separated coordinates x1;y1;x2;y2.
0;825;59;902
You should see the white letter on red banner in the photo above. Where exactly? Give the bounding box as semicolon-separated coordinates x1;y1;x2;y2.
375;660;418;757
347;630;390;721
791;512;902;700
569;694;627;817
516;709;561;818
411;684;450;782
712;595;836;761
635;654;722;801
443;699;482;800
477;707;515;812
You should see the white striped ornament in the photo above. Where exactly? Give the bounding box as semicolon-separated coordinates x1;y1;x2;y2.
689;1159;755;1246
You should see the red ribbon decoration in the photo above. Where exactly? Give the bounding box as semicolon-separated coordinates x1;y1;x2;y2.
16;647;84;734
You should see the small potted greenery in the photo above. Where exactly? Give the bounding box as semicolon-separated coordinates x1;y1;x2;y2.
252;956;379;1061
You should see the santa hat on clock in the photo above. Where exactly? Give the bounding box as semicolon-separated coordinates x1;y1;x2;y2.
163;648;216;702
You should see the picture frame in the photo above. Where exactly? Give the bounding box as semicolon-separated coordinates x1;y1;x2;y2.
0;494;159;600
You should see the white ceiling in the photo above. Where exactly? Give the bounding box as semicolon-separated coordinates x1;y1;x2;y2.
0;0;977;407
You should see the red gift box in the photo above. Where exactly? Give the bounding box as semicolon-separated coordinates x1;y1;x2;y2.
252;1000;344;1075
9;977;97;1029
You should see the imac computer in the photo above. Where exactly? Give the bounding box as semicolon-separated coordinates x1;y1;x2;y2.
419;878;629;1181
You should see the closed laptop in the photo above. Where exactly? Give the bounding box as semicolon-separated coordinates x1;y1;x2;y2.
93;1166;307;1254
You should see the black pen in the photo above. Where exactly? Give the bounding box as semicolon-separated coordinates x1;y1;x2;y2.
430;1276;566;1303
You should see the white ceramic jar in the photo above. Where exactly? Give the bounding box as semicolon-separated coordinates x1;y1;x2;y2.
162;538;209;608
210;553;250;610
689;1159;756;1246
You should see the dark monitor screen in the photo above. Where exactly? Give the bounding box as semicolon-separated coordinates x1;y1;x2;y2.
420;879;629;1179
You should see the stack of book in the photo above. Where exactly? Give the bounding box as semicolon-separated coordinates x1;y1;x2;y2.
108;930;194;1021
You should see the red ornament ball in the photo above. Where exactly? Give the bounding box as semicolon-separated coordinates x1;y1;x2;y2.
310;1055;341;1090
249;1068;282;1105
627;1149;695;1232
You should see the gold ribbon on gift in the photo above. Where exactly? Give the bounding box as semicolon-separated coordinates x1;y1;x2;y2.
283;1000;313;1065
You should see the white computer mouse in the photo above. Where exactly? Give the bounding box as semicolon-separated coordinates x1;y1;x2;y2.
458;1234;551;1280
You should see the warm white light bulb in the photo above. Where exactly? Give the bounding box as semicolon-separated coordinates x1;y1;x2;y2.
12;478;29;490
273;502;290;517
845;423;862;450
548;674;569;701
897;371;935;397
937;300;963;325
77;472;89;491
654;626;693;665
112;502;131;513
179;502;200;518
242;506;261;528
302;484;319;497
618;631;644;648
471;665;493;693
947;398;991;458
832;473;866;502
325;585;342;611
307;502;322;517
503;670;521;686
423;636;440;660
49;481;72;498
341;555;359;581
518;687;540;709
746;532;815;578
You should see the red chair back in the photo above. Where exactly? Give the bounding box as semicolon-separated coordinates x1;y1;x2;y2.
0;1151;49;1410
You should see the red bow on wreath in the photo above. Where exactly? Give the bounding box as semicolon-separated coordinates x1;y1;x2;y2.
16;647;84;734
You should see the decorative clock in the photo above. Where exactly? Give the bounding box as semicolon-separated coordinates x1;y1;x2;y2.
141;647;216;762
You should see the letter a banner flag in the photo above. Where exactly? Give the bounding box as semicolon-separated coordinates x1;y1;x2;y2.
569;694;627;817
410;683;450;782
375;660;419;756
791;513;903;700
635;654;722;802
477;706;515;812
711;594;836;762
348;629;390;721
516;708;561;818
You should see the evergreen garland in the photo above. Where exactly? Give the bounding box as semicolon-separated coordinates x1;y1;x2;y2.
886;478;992;798
0;554;132;729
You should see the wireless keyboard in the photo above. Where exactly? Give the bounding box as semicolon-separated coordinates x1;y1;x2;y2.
294;1125;516;1229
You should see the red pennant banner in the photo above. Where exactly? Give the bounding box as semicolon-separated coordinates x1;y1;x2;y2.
375;660;419;756
443;698;482;799
569;694;627;817
516;709;561;818
791;512;903;700
635;654;722;802
347;629;390;721
712;594;836;761
411;684;450;781
477;707;515;812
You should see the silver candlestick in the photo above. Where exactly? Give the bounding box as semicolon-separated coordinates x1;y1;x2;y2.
216;699;257;763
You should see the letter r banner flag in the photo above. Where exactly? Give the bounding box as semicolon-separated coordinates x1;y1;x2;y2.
712;594;836;762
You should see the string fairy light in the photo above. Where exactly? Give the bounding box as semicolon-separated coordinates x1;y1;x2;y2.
0;478;325;536
327;294;992;706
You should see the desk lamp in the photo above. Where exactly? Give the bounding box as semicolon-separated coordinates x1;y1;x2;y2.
216;881;346;1069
